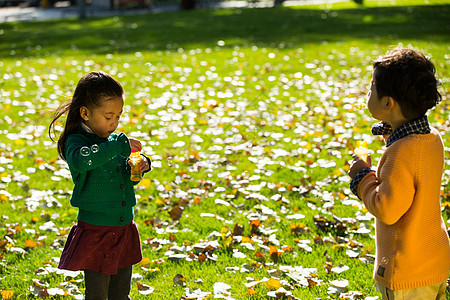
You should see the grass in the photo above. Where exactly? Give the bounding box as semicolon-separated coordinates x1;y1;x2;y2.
0;0;449;299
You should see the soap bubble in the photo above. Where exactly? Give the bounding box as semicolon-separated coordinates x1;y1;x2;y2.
91;144;99;153
80;146;90;156
145;62;154;74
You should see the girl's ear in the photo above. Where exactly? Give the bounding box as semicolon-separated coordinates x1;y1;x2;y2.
80;106;89;121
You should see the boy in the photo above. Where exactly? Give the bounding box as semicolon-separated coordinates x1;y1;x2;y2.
348;48;450;299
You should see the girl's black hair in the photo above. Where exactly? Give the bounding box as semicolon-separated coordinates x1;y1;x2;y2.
48;71;124;160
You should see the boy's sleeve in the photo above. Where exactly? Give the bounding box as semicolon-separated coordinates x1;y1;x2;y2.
66;133;131;173
350;167;374;197
357;147;415;225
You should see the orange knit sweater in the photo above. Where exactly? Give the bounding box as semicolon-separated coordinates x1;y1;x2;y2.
358;127;450;290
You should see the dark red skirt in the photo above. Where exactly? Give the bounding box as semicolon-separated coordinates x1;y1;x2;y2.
58;221;142;275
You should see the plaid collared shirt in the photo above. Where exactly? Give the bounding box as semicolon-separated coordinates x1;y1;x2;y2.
371;115;431;147
350;115;431;197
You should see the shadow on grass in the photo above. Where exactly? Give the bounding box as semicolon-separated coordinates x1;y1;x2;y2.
0;4;449;57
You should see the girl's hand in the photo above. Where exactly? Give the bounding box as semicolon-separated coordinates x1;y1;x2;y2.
348;154;372;179
128;138;142;152
140;156;151;172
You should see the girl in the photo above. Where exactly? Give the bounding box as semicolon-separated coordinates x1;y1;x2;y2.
49;71;151;300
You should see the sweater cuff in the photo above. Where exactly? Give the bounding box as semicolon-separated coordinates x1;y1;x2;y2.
350;167;373;198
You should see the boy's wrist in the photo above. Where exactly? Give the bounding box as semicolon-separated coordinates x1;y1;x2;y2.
350;167;374;198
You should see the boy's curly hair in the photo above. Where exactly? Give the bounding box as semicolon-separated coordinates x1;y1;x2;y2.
373;48;442;120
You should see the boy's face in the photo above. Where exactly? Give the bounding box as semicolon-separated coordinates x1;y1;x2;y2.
367;69;386;121
80;96;124;138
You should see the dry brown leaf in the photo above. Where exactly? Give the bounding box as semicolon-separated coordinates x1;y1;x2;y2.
254;251;265;261
269;246;280;263
250;219;261;234
232;223;244;236
169;206;183;221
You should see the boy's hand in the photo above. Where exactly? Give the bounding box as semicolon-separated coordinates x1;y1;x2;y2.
348;154;372;179
128;138;142;152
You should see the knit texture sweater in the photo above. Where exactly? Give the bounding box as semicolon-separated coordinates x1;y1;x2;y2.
357;127;450;290
65;127;140;226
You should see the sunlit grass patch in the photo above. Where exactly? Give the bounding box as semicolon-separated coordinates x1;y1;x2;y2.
0;0;449;299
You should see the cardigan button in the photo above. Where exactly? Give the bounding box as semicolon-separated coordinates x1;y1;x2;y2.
120;184;125;189
122;201;126;206
120;217;124;222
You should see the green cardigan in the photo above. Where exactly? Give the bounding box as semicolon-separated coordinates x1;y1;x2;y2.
65;127;143;226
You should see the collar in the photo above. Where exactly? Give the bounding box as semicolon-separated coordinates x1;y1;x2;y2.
81;122;95;134
371;115;431;147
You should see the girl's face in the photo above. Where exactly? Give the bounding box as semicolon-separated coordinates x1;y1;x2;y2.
80;96;124;138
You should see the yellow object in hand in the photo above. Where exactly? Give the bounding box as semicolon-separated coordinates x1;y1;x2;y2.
354;141;368;162
130;150;143;181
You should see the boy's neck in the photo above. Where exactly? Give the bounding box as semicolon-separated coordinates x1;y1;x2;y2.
382;98;410;131
387;118;409;131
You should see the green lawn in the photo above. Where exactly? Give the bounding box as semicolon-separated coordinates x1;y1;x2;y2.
0;0;449;298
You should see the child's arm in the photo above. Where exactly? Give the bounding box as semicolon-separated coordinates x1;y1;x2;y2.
65;133;131;172
357;148;415;225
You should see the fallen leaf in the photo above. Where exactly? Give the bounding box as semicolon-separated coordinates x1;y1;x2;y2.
264;278;282;291
1;290;14;300
247;288;258;295
232;223;244;236
169;206;183;221
136;282;154;295
269;246;281;262
173;274;186;286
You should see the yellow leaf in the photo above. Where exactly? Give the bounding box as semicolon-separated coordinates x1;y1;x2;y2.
241;237;254;244
247;288;258;295
221;226;233;248
155;198;166;206
0;194;8;203
333;169;343;176
139;257;151;268
331;244;345;249
264;278;281;291
1;290;14;300
138;178;151;188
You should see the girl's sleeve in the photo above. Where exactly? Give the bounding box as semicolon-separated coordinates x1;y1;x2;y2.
358;146;415;225
65;133;131;173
